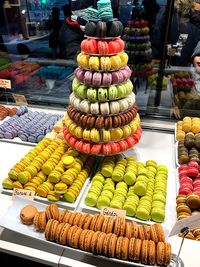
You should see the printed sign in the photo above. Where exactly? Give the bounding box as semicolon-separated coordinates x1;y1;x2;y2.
12;188;35;200
0;79;11;89
169;213;200;237
101;206;126;218
12;93;28;105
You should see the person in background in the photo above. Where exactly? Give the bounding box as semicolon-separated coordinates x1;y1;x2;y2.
58;3;89;59
191;41;200;92
142;0;160;34
46;7;62;58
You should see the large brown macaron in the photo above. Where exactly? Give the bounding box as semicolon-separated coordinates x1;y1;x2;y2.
164;242;172;266
103;233;112;257
45;219;59;241
58;223;71;245
141;239;149;265
138;225;150;240
131;221;139;238
58;209;68;223
71;226;83;249
101;216;110;233
186;193;200;209
84;230;95;252
113;217;122;236
78;213;89;228
90;214;100;231
79;229;89;250
55;222;65;243
66;225;79;247
83;214;93;230
68;212;77;225
37;211;47;231
96;232;107;254
106;217;115;234
148;240;156;265
125;221;132;239
108;233;118;258
116;236;123;259
95;214;105;232
119;217;126;237
176;194;187;205
176;203;192;215
20;205;38;225
150;224;165;243
46;204;59;221
121;237;129;260
63;210;73;224
156;242;165;265
91;231;101;254
129;238;142;262
73;212;83;226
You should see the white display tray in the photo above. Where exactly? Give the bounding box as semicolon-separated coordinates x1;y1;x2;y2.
175;142;180;167
1;177;90;210
0;197;183;267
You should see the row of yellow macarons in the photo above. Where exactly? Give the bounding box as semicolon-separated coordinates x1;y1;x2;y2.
64;114;140;143
77;52;128;71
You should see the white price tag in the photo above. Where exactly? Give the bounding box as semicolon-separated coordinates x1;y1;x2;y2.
0;79;11;89
169;214;200;237
12;188;35;200
101;206;126;218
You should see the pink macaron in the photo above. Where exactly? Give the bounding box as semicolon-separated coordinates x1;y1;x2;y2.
92;72;102;86
102;73;112;86
187;167;199;178
179;177;193;185
83;71;93;85
188;161;199;168
179;187;192;195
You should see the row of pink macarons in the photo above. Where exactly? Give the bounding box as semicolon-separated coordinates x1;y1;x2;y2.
74;66;132;87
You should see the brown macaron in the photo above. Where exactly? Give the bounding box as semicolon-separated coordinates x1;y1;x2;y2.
121;237;129;260
131;221;139;238
113;217;121;236
101;216;109;233
84;230;95;252
141;240;149;264
71;226;83;249
78;213;89;228
129;238;142;262
45;219;59;242
103;233;112;257
68;212;77;225
95;214;105;232
108;233;118;258
46;204;59;221
73;212;83;226
83;214;93;229
58;209;68;223
55;222;65;243
164;242;172;266
119;217;126;237
148;240;156;265
91;231;101;254
63;210;73;223
156;242;165;265
116;236;123;259
150;224;165;243
20;204;38;225
58;222;71;245
96;232;107;254
125;221;132;239
38;211;47;231
106;217;115;233
79;229;89;250
66;225;79;246
90;214;100;231
138;225;150;240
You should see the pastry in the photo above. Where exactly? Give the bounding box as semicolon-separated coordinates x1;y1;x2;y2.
98;40;109;55
85;21;96;36
96;21;107;37
20;204;38;225
89;56;100;71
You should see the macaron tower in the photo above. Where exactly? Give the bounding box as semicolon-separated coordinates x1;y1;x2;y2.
123;0;154;80
63;0;142;155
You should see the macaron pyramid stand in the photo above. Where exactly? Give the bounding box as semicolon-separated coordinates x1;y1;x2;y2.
63;1;142;156
123;0;154;90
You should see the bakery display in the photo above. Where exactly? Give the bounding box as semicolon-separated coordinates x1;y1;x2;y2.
18;202;172;266
63;1;141;155
2;138;94;204
123;1;154;80
84;156;168;223
176;117;200;141
0;109;62;143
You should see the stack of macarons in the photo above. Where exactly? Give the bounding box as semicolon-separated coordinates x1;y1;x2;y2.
64;2;141;155
81;38;125;55
77;52;128;71
74;66;132;86
86;0;113;22
0;105;17;120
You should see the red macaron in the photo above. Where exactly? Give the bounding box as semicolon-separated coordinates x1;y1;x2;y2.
91;144;102;155
98;40;109;54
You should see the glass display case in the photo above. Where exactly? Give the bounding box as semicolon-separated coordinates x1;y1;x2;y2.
0;1;200;266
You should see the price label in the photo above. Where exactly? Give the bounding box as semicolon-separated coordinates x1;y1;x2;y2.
169;213;200;237
12;93;28;105
101;206;126;218
12;188;35;200
0;79;11;89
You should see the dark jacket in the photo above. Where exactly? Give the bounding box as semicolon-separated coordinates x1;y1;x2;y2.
58;17;84;59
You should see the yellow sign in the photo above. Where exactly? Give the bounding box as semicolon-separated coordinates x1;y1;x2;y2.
0;79;11;89
101;206;126;218
12;188;35;200
12;93;28;105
